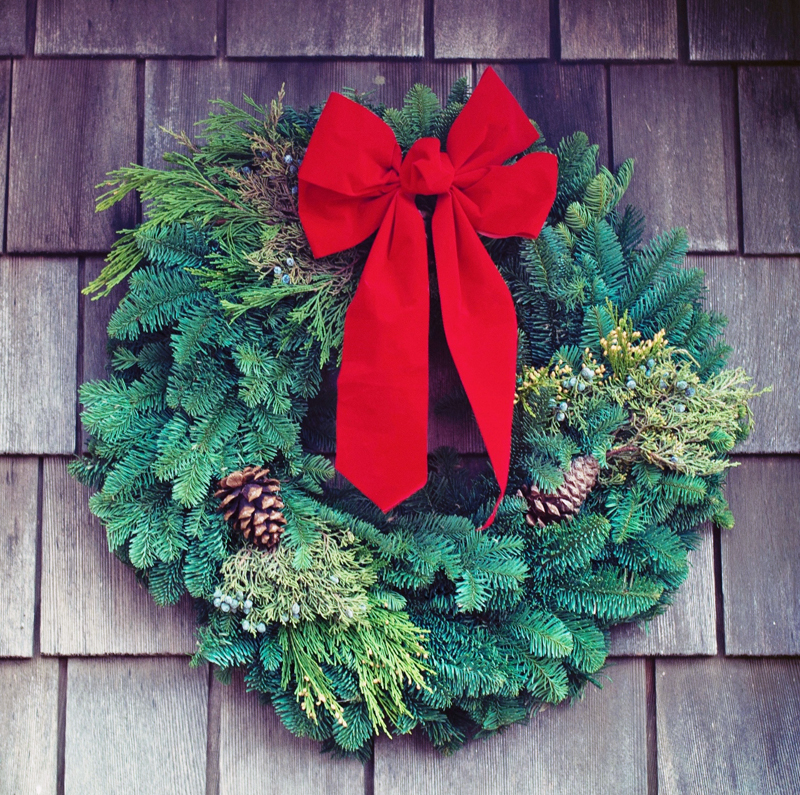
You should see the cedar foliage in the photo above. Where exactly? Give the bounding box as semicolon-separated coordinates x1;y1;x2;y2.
71;81;760;759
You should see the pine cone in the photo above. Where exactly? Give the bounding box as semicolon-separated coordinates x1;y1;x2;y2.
520;455;600;528
214;466;287;551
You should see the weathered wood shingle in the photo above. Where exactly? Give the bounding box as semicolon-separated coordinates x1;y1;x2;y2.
656;657;800;794
739;67;800;255
435;0;549;59
35;0;217;56
483;63;609;164
0;457;39;658
144;60;469;168
561;0;678;61
227;0;424;57
696;255;800;454
611;65;738;252
218;672;364;794
688;0;800;61
40;458;196;656
0;658;59;795
0;61;10;252
64;658;208;795
7;60;137;253
0;257;77;454
374;659;648;795
723;457;800;656
0;1;26;56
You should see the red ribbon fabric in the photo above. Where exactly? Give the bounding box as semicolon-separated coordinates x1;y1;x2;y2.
298;67;558;521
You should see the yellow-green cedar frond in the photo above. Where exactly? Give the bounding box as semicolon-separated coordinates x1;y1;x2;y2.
220;531;377;629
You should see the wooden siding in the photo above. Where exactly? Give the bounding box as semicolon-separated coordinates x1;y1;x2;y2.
688;0;800;61
7;60;137;253
35;0;218;56
40;458;197;656
375;659;648;795
561;0;678;61
0;258;78;454
434;0;550;59
739;67;800;255
227;0;425;57
0;2;26;56
610;65;738;252
656;657;800;794
63;658;208;794
0;457;39;657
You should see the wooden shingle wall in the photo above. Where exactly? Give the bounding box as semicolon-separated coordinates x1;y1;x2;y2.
0;2;798;792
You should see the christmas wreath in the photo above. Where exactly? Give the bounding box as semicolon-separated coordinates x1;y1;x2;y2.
71;70;761;759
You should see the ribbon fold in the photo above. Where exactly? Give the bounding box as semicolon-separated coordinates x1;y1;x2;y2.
298;68;558;521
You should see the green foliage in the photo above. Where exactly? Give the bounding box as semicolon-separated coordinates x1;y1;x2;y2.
517;310;763;481
383;83;441;150
218;529;376;628
381;80;471;152
72;78;762;760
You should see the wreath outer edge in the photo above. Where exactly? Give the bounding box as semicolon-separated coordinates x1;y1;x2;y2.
71;79;763;759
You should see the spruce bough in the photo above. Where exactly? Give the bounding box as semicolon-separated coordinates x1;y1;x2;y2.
71;80;761;759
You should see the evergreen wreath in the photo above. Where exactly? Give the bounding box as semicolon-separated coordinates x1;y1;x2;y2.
71;76;761;759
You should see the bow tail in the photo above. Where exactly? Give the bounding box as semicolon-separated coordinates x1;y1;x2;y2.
335;194;432;511
432;193;518;524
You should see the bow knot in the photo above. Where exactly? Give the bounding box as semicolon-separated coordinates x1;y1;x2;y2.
298;68;558;525
400;138;455;196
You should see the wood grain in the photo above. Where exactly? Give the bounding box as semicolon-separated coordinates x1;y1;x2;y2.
656;657;800;794
0;457;39;658
227;0;423;57
688;0;800;61
40;458;197;656
739;67;800;255
144;60;470;168
7;59;137;253
609;525;716;655
0;61;9;251
561;0;678;60
0;257;78;454
217;671;364;794
0;657;59;795
482;63;609;164
374;659;647;795
610;65;737;252
723;457;800;655
64;657;208;795
435;0;549;59
0;0;26;55
693;255;800;454
35;0;217;55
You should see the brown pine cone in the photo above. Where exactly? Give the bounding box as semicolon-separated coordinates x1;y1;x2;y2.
214;466;287;551
520;455;600;528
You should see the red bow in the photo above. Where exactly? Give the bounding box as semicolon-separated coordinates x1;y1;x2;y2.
298;68;557;522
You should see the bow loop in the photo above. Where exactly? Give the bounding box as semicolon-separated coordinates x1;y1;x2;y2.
446;68;541;173
455;153;559;238
298;68;558;523
298;94;401;258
